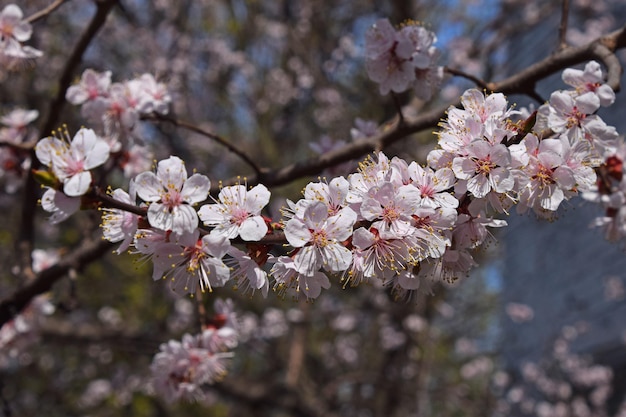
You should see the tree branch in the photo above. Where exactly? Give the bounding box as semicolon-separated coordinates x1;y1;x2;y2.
0;239;114;328
25;0;70;24
142;113;263;177
225;23;626;190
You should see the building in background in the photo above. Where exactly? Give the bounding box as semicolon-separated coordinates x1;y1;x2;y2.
498;2;626;414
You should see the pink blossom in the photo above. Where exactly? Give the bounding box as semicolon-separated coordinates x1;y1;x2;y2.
135;156;210;235
562;60;615;107
148;230;231;295
198;183;270;241
285;201;356;275
35;128;111;197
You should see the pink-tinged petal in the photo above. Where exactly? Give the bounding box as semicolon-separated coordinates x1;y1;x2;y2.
285;219;311;248
135;172;164;202
202;233;231;259
66;85;89;105
537;151;563;169
35;137;59;166
540;186;564;211
294;246;319;275
489;144;512;166
394;185;422;213
596;85;615;107
198;204;227;225
562;68;584;87
2;4;23;20
181;173;210;204
147;203;172;231
468;141;491;160
76;129;110;169
323;243;353;272
63;171;92;196
553;166;575;189
244;184;271;214
239;216;268;241
211;222;240;240
352;227;374;250
157;156;187;189
303;201;329;230
549;91;574;114
575;91;600;114
301;271;330;299
360;196;384;221
467;174;490;198
452;157;476;180
170;204;199;235
490;167;514;193
325;207;357;241
434;192;459;209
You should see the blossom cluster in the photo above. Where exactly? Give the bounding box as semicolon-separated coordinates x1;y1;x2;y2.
0;4;42;70
365;18;443;99
150;299;239;403
33;60;622;304
66;69;171;178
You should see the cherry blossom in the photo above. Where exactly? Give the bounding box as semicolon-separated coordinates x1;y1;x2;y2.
147;230;231;295
135;156;210;235
151;328;236;403
452;141;514;199
198;183;270;241
364;19;441;97
562;60;615;107
284;201;356;275
0;4;42;68
35;128;111;197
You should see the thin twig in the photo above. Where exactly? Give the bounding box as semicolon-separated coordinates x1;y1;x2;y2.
444;66;489;90
142;113;263;177
216;23;626;191
558;0;570;51
25;0;70;24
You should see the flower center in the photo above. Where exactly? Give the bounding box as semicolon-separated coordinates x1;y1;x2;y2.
162;186;183;209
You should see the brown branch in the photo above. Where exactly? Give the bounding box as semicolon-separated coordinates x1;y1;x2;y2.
0;239;114;328
142;113;263;177
223;23;626;190
558;0;570;51
25;0;70;24
444;66;489;90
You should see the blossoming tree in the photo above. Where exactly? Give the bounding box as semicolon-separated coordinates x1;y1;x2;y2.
1;0;626;415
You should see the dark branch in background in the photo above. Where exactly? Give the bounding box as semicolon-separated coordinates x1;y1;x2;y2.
224;23;626;191
558;0;570;51
15;0;119;284
213;377;341;417
444;66;489;90
0;239;114;328
142;113;263;177
25;0;70;24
